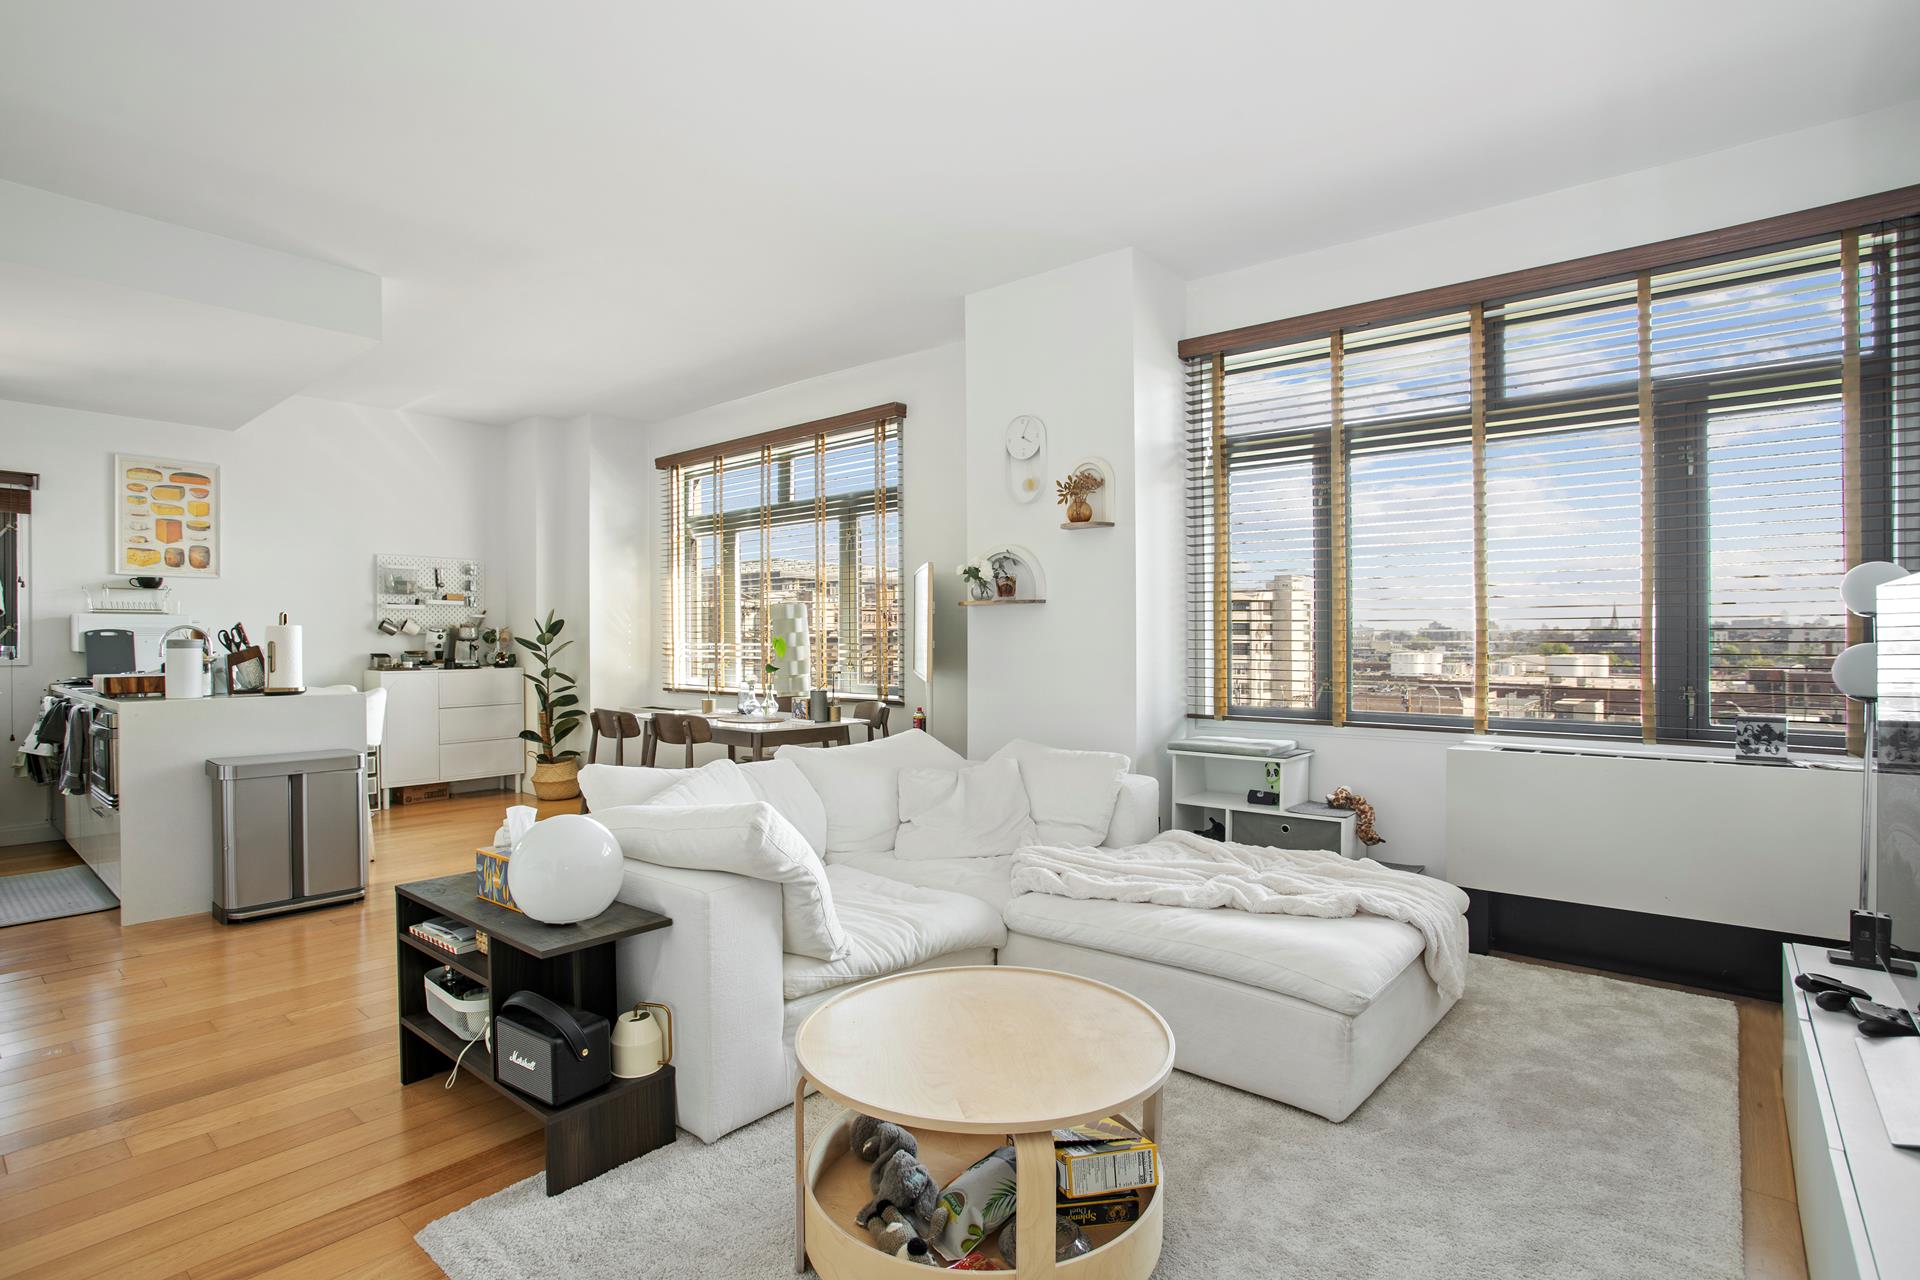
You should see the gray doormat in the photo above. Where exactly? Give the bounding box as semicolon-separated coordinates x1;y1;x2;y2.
417;955;1741;1279
0;865;120;927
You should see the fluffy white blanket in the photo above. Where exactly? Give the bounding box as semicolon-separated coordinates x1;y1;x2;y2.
1010;830;1471;999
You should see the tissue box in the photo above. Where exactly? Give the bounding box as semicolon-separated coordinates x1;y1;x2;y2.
476;847;519;912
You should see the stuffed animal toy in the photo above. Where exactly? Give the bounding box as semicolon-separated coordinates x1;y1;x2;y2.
1326;786;1385;846
850;1113;918;1164
849;1113;949;1235
860;1148;946;1231
864;1200;914;1254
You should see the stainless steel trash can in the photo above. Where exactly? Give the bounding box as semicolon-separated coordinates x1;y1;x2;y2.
207;751;367;923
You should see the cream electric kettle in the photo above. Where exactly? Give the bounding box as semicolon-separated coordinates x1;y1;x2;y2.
610;1001;673;1079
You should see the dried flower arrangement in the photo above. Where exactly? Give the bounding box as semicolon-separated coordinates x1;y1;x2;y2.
1055;469;1106;522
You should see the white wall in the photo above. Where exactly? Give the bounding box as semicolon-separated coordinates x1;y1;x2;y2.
590;343;969;755
500;415;596;764
0;395;512;843
1175;100;1920;883
1189;98;1920;337
963;248;1187;806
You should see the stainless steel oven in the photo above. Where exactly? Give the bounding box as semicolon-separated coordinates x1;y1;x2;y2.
88;704;118;810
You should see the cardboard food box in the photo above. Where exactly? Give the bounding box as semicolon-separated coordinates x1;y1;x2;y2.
1056;1189;1143;1228
1055;1135;1159;1199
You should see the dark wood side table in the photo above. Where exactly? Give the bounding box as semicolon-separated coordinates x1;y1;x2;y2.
394;873;675;1195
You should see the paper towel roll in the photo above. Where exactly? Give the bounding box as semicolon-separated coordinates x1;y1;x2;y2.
264;617;305;694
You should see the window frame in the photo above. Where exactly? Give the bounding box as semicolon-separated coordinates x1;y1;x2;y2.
0;509;27;666
1181;191;1920;752
657;407;906;702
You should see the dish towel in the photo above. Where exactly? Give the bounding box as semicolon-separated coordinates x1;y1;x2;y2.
1010;830;1471;999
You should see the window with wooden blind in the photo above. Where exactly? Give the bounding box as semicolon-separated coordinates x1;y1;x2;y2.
1183;188;1920;749
0;470;33;665
656;405;904;699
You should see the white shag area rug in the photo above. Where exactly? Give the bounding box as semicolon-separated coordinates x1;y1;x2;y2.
417;955;1741;1279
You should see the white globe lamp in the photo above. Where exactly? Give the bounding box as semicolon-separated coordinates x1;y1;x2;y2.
1841;561;1909;618
1831;641;1879;701
508;814;623;925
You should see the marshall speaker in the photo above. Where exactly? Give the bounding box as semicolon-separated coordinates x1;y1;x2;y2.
494;991;611;1107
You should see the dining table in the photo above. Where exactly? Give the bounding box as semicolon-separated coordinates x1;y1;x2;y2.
620;707;871;762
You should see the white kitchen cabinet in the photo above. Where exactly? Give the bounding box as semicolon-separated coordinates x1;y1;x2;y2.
376;669;441;786
364;668;525;795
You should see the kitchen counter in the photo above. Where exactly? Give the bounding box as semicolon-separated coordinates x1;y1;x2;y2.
57;687;366;925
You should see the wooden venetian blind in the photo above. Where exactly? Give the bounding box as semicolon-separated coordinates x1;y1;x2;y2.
657;404;905;698
1183;186;1920;750
0;470;36;515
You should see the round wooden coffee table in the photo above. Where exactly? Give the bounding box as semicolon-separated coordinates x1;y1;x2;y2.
792;965;1175;1278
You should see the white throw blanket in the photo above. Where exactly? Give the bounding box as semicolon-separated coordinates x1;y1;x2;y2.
1010;830;1471;999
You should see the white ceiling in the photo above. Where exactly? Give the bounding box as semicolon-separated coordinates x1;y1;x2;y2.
2;1;1918;426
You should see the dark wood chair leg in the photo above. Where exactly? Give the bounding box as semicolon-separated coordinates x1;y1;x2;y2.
588;727;600;764
727;745;736;762
614;737;625;766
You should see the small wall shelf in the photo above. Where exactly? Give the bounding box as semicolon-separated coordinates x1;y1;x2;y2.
1060;520;1115;530
964;542;1046;607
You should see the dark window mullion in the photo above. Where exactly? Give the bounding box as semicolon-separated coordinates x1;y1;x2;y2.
1653;393;1709;740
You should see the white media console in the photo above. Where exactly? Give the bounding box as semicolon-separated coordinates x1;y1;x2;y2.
1782;943;1920;1279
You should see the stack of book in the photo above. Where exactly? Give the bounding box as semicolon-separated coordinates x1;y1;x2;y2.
409;916;478;956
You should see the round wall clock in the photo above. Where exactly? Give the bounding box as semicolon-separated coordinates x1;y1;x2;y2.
1005;415;1046;502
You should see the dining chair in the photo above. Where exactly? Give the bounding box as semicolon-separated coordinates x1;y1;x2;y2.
851;700;891;741
649;711;732;766
589;709;646;766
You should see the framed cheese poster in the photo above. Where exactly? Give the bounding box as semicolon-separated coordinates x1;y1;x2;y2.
115;455;221;577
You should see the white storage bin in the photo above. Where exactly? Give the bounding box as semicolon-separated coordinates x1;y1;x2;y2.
425;965;490;1039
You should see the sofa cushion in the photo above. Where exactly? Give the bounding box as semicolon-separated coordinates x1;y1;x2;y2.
894;756;1037;861
647;759;756;807
781;865;1007;999
826;850;1016;914
987;739;1129;845
598;801;848;960
1002;892;1429;1017
775;729;966;855
579;763;688;810
739;757;828;858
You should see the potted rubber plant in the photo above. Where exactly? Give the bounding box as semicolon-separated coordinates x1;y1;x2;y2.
518;611;585;800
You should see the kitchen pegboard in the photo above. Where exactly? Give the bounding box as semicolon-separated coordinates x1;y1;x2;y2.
373;554;487;632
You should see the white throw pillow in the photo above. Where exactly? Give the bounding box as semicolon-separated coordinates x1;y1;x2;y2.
738;757;828;858
775;729;967;854
595;800;848;960
893;757;1038;861
987;739;1130;845
645;759;756;808
578;763;688;811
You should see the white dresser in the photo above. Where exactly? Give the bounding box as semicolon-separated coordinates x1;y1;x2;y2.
364;667;524;798
1782;943;1920;1279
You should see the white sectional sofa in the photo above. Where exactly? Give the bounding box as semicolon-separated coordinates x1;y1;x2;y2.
583;731;1463;1143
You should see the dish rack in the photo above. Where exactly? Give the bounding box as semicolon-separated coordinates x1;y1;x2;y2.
83;584;177;614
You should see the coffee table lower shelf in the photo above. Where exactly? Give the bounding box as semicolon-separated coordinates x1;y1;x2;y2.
801;1111;1163;1278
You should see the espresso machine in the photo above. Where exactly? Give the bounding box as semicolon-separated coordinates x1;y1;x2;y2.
442;616;486;668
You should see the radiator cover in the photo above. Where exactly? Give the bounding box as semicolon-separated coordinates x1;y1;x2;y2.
1444;743;1857;938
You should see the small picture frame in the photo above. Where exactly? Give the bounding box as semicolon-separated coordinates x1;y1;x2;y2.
1734;716;1790;765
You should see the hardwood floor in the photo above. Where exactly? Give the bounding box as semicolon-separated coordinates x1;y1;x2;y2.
0;795;1807;1278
